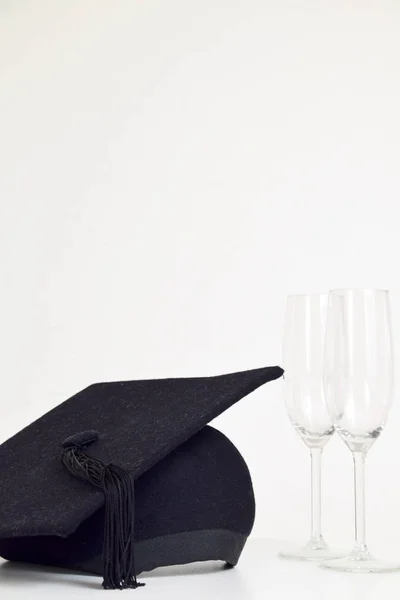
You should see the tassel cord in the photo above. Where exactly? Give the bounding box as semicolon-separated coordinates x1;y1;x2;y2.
62;444;144;590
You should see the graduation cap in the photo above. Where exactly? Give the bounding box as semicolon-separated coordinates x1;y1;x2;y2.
0;365;283;590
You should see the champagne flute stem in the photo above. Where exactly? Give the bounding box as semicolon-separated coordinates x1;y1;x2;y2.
310;447;323;542
352;451;368;554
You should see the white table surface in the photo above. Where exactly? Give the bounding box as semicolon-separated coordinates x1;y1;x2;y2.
1;538;400;599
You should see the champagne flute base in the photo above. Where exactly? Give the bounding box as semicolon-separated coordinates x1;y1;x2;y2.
279;538;344;561
320;551;400;573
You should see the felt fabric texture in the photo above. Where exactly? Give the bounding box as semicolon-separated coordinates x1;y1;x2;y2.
0;365;282;541
0;426;255;574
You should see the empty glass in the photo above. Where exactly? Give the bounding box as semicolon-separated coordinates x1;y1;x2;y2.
279;294;342;560
321;288;400;572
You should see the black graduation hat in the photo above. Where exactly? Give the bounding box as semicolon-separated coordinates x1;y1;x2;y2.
0;365;283;590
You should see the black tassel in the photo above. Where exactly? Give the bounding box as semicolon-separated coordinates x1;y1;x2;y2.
61;432;145;590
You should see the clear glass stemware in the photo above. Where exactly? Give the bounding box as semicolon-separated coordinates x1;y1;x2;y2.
321;288;400;572
279;293;342;561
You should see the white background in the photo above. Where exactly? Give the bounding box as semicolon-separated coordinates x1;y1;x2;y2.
1;0;400;556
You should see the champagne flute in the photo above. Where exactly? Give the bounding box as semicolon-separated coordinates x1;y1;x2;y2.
279;294;342;560
321;288;400;572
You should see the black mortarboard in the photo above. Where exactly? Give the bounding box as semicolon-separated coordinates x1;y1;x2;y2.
0;365;283;590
